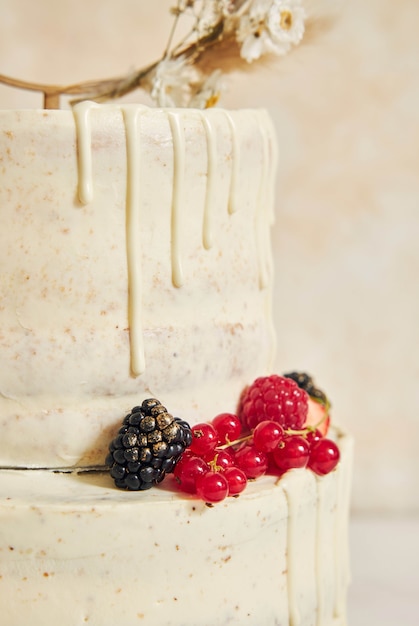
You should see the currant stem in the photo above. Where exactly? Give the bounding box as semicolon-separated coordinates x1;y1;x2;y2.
215;404;330;450
218;434;252;450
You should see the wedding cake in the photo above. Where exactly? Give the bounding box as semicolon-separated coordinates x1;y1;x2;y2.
0;2;352;624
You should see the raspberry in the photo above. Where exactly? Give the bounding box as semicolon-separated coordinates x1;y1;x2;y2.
238;375;309;431
106;399;192;491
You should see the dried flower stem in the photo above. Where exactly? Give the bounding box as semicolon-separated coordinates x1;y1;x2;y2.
0;0;336;109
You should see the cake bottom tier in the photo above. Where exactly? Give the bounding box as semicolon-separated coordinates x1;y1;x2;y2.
0;432;352;626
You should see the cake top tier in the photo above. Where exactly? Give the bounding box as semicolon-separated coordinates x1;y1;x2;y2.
0;102;277;468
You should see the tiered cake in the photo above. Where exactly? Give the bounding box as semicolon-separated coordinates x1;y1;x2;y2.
0;103;352;625
0;103;276;468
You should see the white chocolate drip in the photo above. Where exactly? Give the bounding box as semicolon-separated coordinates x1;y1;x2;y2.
283;434;353;626
255;110;277;364
261;109;278;225
72;102;274;377
167;111;186;288
315;475;327;625
200;112;217;250
120;105;146;376
255;109;275;290
73;102;147;375
225;111;240;215
283;471;316;626
73;101;99;205
333;434;353;622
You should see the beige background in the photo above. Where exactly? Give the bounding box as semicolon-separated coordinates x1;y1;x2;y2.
1;0;418;514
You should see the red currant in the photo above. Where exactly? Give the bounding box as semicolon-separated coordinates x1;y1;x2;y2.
306;428;323;448
174;454;209;494
308;438;340;475
189;422;218;456
272;435;310;472
204;449;235;472
224;466;247;496
235;445;268;479
196;471;229;503
253;420;284;452
211;412;242;444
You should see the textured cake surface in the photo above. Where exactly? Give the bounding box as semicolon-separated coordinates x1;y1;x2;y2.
0;431;353;626
0;103;352;626
0;104;276;468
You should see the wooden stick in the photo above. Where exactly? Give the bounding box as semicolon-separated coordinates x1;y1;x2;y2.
0;73;63;109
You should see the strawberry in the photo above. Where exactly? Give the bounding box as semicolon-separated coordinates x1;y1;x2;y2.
284;372;331;436
305;398;330;436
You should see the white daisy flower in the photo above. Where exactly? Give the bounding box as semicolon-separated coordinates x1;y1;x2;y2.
267;0;305;52
189;69;226;109
238;0;305;63
196;0;225;36
151;56;199;107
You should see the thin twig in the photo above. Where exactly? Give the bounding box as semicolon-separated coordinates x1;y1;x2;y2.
0;1;335;108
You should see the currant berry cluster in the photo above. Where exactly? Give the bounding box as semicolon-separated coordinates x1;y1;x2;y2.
173;413;247;504
237;374;339;478
173;374;340;504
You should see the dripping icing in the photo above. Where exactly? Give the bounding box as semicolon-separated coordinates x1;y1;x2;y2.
252;110;277;366
255;109;273;290
73;100;99;205
121;105;146;376
73;102;147;376
224;111;240;215
200;112;217;250
167;111;185;288
282;436;352;626
72;102;275;377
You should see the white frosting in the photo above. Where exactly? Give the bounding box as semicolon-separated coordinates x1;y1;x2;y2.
0;431;353;626
200;111;218;250
0;104;276;468
120;105;147;375
0;102;352;626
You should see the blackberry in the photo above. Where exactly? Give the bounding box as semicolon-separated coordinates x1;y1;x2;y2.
284;372;328;406
106;399;192;491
